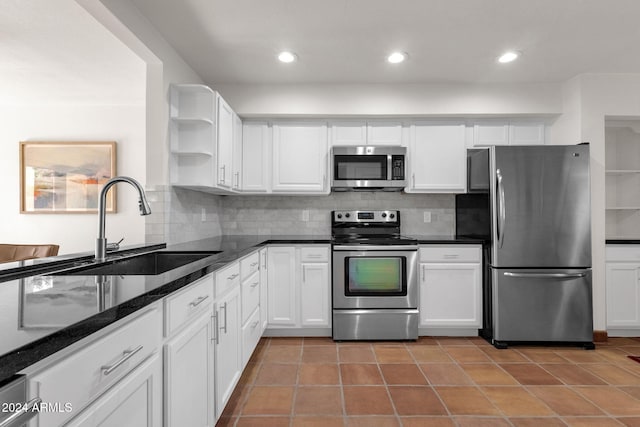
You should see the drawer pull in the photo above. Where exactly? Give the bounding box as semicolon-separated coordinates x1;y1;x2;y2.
250;262;259;267
251;320;259;329
250;281;259;288
307;254;323;258
101;345;143;376
189;295;209;308
0;397;42;427
227;273;239;280
443;254;459;259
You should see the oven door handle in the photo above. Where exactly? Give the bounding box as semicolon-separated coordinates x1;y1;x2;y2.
332;245;418;251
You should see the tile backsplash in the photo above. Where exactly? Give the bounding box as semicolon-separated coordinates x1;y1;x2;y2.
218;192;455;236
147;189;455;244
145;186;222;245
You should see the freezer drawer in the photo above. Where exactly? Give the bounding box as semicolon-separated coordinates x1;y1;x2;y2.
492;268;593;344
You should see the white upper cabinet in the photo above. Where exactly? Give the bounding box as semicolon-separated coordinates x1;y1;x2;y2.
331;121;403;146
331;121;367;146
367;122;403;146
272;123;329;193
242;122;271;193
232;112;243;191
216;94;234;189
169;84;242;194
406;122;467;193
472;120;545;147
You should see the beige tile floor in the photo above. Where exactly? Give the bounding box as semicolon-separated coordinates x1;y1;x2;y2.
216;336;640;427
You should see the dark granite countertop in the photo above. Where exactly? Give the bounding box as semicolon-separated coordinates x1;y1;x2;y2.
0;235;330;384
606;240;640;245
0;233;479;384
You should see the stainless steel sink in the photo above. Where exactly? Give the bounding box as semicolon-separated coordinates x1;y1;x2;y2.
54;251;220;276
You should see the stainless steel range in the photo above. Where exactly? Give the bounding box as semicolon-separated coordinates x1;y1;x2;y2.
332;210;418;341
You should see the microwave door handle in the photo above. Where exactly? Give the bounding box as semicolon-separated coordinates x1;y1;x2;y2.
387;154;392;180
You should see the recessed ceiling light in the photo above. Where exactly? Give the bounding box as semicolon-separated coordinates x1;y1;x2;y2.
387;52;408;64
278;51;297;63
498;51;520;63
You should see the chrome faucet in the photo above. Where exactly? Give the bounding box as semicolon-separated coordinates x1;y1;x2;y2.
95;176;151;261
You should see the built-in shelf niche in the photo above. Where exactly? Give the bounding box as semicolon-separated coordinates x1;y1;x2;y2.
606;119;640;239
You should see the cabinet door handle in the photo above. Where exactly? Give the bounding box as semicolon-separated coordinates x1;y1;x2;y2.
234;172;240;188
212;312;219;344
189;295;209;307
412;173;416;187
221;302;228;333
302;266;306;282
421;264;425;282
0;397;42;427
250;262;259;267
251;320;259;329
263;252;267;270
101;345;143;376
251;281;259;288
228;273;239;280
220;165;226;184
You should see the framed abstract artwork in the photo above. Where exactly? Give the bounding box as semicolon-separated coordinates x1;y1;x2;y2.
20;141;117;213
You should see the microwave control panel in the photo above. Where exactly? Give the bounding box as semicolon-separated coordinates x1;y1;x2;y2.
391;155;405;180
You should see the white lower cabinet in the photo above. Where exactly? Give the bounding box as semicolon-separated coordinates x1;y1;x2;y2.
164;312;214;427
65;354;162;427
214;284;241;418
267;246;298;326
266;245;331;333
418;245;482;333
606;263;640;329
28;306;163;427
259;248;268;332
300;262;330;326
606;245;640;334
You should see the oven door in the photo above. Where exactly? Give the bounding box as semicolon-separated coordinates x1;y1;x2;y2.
332;245;418;309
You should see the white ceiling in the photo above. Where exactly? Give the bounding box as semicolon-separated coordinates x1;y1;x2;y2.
2;0;639;107
131;0;640;85
0;0;145;106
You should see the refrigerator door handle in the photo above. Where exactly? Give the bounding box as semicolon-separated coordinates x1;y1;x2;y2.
504;272;586;279
496;168;505;248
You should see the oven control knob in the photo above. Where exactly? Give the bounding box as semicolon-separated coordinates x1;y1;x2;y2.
381;213;387;218
345;213;351;218
389;213;395;219
337;213;342;219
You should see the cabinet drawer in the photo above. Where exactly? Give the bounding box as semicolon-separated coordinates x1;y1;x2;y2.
240;251;260;281
241;307;262;366
216;262;240;297
419;245;481;263
30;307;162;427
241;270;260;324
300;246;329;262
606;245;640;262
165;274;214;336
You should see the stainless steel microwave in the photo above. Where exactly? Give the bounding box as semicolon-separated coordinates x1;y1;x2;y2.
331;146;407;191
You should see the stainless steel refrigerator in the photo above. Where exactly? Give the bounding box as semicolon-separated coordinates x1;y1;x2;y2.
465;144;594;349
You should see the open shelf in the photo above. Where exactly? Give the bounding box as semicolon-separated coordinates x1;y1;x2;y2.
606;120;640;239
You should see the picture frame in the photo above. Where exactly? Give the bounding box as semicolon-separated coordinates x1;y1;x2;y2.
20;141;117;213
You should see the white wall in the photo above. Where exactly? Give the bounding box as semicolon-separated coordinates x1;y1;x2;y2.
0;105;146;254
216;82;564;117
570;74;640;332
